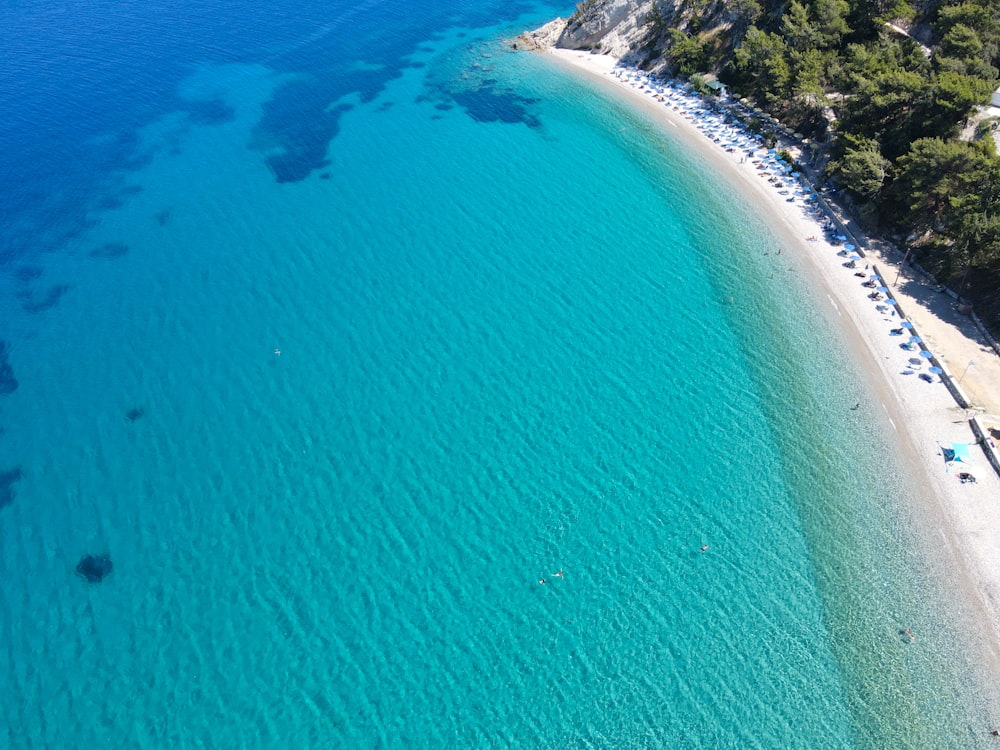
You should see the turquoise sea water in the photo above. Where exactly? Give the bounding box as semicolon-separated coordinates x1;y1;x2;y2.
2;2;999;747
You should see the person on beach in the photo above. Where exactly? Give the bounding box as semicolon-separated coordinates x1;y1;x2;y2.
904;628;915;642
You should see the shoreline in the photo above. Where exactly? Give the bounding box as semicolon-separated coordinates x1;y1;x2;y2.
540;45;1000;683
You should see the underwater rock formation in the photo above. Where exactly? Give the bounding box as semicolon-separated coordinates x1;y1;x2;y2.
0;341;17;395
89;242;129;258
76;554;113;583
0;467;23;509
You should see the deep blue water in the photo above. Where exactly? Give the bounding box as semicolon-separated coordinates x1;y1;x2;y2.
2;1;999;747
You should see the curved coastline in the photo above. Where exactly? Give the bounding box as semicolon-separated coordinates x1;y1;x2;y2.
535;41;1000;708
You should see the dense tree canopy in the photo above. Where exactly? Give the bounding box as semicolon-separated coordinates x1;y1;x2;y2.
732;26;792;101
892;138;999;236
656;0;1000;318
828;133;890;196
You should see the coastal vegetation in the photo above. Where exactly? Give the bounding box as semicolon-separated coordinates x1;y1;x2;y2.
617;0;1000;328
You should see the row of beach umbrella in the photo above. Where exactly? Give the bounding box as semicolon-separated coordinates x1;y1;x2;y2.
864;272;940;375
620;61;945;382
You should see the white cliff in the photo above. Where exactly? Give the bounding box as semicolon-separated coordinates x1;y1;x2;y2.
515;0;666;63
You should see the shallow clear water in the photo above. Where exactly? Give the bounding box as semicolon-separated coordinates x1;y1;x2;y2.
1;1;998;747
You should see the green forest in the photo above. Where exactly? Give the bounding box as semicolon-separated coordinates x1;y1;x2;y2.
652;0;1000;328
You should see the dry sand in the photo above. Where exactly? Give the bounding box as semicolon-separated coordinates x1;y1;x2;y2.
543;47;1000;664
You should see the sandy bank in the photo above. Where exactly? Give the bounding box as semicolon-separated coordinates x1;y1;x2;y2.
541;46;1000;667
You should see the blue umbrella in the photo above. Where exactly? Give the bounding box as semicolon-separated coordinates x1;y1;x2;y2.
844;243;856;251
909;336;922;344
929;366;943;375
920;350;933;359
901;321;914;329
850;254;861;261
884;298;897;305
877;286;889;293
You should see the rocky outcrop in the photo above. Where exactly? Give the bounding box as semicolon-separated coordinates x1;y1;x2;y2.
514;18;570;51
560;0;660;57
515;0;664;61
515;0;751;76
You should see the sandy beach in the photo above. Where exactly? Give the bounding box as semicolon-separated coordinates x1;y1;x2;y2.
543;47;1000;666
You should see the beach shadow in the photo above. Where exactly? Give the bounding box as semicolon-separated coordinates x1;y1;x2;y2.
896;276;969;328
